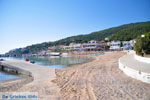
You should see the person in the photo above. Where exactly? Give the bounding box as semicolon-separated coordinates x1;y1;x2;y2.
142;49;144;57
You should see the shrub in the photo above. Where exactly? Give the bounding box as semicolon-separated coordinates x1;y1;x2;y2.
134;33;150;55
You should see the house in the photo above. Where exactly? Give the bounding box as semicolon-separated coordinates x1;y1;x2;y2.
99;41;107;46
57;45;65;49
82;40;105;51
48;46;56;51
129;39;136;47
88;40;97;44
48;45;65;51
69;43;82;51
63;46;71;51
122;39;136;50
37;50;47;56
109;41;121;51
45;50;51;55
122;41;133;50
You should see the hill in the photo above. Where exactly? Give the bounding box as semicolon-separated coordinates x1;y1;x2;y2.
7;21;150;55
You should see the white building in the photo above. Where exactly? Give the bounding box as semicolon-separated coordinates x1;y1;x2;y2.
88;40;97;44
110;41;121;50
123;41;133;50
69;43;82;51
122;39;136;50
63;46;70;51
82;40;105;51
129;39;136;47
37;50;46;56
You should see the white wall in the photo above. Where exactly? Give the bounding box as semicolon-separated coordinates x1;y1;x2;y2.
135;54;150;64
119;58;150;84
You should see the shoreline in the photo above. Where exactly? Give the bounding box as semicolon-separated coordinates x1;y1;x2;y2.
0;54;97;99
0;76;33;92
53;52;150;100
0;61;34;92
0;52;150;99
0;54;95;87
0;54;94;78
66;55;97;68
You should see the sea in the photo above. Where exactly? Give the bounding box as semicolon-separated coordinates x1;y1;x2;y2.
0;56;91;82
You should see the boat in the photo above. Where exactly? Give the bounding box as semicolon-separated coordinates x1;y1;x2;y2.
50;52;62;56
61;53;69;56
30;60;35;64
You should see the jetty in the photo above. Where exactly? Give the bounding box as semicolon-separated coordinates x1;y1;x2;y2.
0;60;56;84
0;60;60;99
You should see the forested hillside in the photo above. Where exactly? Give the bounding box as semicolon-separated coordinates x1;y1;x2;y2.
53;22;150;45
7;21;150;55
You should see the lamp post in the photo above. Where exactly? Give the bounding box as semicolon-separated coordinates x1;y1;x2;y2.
141;34;145;38
141;34;145;57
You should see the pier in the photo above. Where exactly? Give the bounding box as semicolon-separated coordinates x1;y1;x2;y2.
0;60;56;84
0;60;60;99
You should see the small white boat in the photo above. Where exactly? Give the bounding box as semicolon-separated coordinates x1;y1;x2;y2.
61;53;69;56
50;52;62;56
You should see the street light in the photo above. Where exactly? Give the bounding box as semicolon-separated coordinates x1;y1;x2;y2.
141;34;145;57
141;34;145;38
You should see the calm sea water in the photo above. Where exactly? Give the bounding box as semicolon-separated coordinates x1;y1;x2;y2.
0;56;91;82
0;71;22;82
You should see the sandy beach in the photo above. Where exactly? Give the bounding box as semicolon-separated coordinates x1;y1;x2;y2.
53;52;150;100
1;52;150;100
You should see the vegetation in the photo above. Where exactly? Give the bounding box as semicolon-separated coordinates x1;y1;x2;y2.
134;32;150;55
6;21;150;55
120;42;123;47
51;48;65;52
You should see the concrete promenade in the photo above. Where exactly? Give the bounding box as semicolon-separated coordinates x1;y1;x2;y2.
119;54;150;83
0;60;56;84
0;60;60;99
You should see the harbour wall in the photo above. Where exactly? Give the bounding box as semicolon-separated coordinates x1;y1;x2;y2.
0;61;33;92
0;62;32;76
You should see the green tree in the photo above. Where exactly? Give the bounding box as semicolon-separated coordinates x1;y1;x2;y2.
120;41;123;47
134;32;150;55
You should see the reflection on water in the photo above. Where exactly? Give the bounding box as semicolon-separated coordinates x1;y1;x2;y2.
0;56;91;68
0;72;22;82
0;56;91;82
29;56;90;68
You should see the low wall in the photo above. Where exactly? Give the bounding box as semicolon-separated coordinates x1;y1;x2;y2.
0;61;34;91
119;58;150;84
0;62;32;77
135;54;150;64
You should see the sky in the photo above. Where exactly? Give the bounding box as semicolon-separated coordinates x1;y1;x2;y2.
0;0;150;54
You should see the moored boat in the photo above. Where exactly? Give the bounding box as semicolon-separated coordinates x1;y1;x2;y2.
50;52;62;56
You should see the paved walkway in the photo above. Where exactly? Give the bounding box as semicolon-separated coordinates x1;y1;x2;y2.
120;54;150;73
1;60;56;84
0;60;61;99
